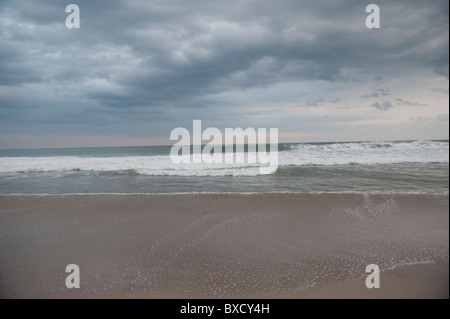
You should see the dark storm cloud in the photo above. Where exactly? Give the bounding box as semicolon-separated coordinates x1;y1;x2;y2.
0;42;43;85
0;0;448;136
434;65;449;78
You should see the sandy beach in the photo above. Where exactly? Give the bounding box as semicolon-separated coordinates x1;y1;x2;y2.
0;193;448;299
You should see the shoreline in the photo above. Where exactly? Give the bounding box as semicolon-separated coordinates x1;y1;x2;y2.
0;193;448;298
1;190;449;196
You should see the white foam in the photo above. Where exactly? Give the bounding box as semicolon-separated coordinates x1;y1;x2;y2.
0;140;447;176
283;140;449;166
386;260;435;271
0;155;266;176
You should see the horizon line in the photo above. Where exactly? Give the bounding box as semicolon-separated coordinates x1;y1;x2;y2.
0;139;448;151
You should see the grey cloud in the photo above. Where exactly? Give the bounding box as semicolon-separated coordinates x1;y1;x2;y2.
0;0;448;137
434;66;449;78
304;97;341;107
395;98;425;106
331;97;342;103
372;100;393;111
362;88;391;98
306;101;319;107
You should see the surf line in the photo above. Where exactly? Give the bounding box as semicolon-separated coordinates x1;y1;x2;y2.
170;120;279;174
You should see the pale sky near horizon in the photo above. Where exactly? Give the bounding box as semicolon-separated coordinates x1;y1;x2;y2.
0;0;448;149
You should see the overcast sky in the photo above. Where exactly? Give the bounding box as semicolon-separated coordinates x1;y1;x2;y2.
0;0;448;148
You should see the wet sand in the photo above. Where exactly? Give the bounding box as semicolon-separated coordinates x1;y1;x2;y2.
0;193;448;298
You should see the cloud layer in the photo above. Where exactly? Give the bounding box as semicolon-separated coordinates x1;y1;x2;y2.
0;0;448;147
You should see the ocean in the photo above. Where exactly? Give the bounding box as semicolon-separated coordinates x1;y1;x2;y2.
0;140;448;195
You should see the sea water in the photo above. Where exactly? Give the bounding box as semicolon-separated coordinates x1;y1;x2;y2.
0;140;448;194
